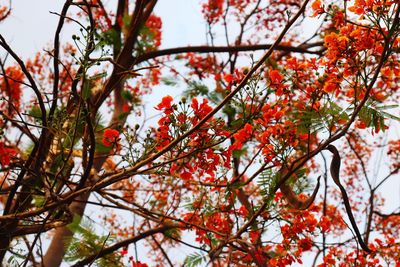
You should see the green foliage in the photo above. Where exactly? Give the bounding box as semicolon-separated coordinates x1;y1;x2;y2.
65;215;123;267
222;104;237;118
161;76;178;87
232;147;247;159
325;101;349;122
293;107;325;135
7;256;20;267
121;90;134;102
359;102;400;132
32;194;46;208
95;140;113;153
164;228;181;240
97;28;119;47
27;105;43;123
82;72;107;100
258;167;309;207
184;81;209;99
183;252;207;267
258;169;279;208
135;22;157;54
290;168;311;194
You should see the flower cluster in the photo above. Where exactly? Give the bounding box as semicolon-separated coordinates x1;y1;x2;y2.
0;141;16;167
0;66;24;115
102;128;120;147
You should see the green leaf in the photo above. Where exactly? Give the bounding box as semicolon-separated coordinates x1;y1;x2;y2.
90;72;107;80
161;77;178;86
28;105;43;122
375;104;399;110
96;140;112;153
258;169;279;207
358;103;398;132
327;101;342;115
232;148;247;159
67;214;83;232
184;81;209;98
33;195;46;208
7;255;20;267
222;104;236;117
118;111;129;121
121;90;133;102
380;110;400;121
164;228;181;239
65;216;123;266
82;80;92;100
99;28;119;47
184;252;207;267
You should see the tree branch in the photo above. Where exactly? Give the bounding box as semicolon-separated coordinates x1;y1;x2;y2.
70;223;183;267
136;42;324;63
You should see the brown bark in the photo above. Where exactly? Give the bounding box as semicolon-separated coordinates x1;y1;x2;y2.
42;193;90;267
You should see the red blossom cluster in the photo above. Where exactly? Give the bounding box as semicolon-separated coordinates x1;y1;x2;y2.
0;141;16;167
387;139;400;170
144;15;162;49
102;128;120;147
0;0;399;265
0;66;24;115
155;96;231;182
202;0;224;24
183;53;217;80
131;261;148;267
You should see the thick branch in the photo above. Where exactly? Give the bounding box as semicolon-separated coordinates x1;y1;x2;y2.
136;42;324;63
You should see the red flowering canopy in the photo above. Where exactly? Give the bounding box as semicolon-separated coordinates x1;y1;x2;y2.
0;0;399;266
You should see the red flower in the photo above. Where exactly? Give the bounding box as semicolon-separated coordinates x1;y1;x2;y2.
232;123;253;150
323;79;338;93
223;73;234;83
145;14;162;48
123;103;131;113
120;247;128;256
102;129;119;147
298;237;313;251
1;66;24;114
269;69;284;84
180;171;193;181
0;142;16;166
155;95;174;114
311;0;324;16
355;120;367;129
132;261;148;267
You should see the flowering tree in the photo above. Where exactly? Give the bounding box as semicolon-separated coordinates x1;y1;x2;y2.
0;0;399;266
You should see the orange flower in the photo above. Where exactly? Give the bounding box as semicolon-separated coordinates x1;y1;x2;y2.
132;261;148;267
311;0;324;16
223;73;234;83
155;95;174;114
323;80;337;93
0;142;16;166
355;120;367;129
373;92;386;102
102;128;119;147
269;69;284;84
298;237;313;251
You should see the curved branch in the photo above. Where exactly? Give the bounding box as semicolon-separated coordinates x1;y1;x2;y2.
324;145;371;253
280;169;320;210
136;42;324;63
